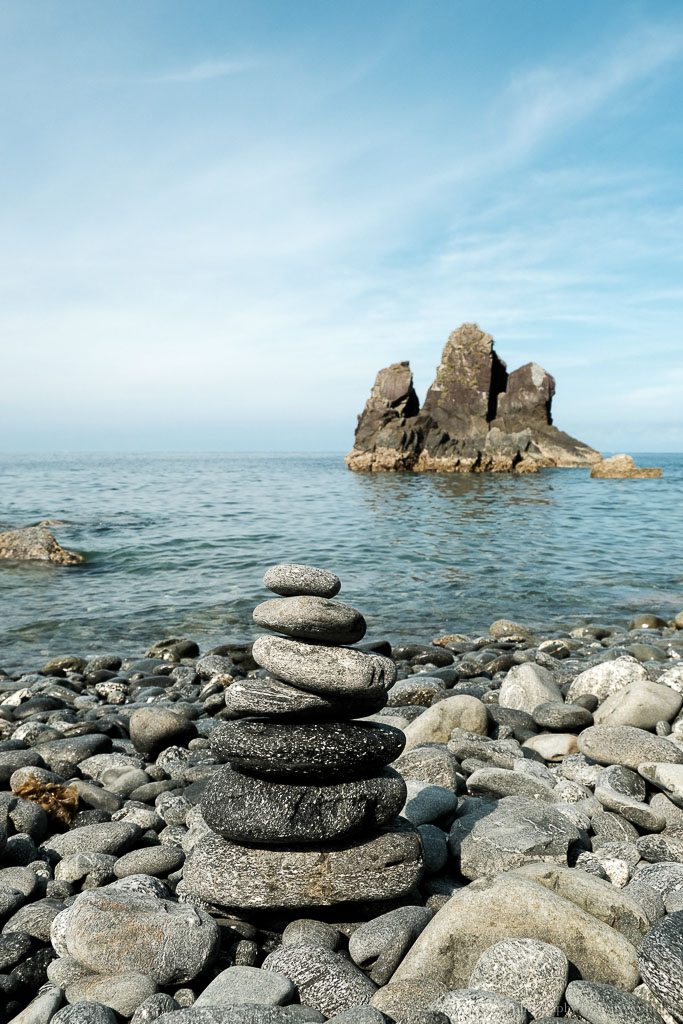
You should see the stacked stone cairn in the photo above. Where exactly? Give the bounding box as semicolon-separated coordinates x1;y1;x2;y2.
183;563;423;910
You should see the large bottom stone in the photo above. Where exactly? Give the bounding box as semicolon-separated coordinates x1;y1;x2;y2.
181;819;423;909
209;720;405;779
201;765;407;843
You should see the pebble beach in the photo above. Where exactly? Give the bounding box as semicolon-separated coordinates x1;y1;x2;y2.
1;564;683;1024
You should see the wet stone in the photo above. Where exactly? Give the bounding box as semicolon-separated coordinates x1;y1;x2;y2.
201;765;407;843
210;720;405;779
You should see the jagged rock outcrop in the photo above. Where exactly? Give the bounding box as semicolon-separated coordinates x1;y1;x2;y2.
590;454;662;479
0;526;83;565
346;324;601;473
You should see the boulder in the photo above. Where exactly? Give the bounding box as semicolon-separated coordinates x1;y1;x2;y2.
390;873;640;989
591;454;662;478
0;526;83;565
346;324;600;473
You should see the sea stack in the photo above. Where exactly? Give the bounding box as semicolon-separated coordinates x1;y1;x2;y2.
182;563;423;909
346;323;601;473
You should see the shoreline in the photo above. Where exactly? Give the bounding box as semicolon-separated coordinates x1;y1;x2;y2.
1;606;683;1020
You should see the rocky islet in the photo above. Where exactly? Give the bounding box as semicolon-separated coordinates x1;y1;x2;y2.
0;570;683;1022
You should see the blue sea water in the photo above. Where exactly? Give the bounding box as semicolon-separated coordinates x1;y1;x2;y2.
0;452;681;673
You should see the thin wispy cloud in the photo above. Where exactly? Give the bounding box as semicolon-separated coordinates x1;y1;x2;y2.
149;58;259;83
0;3;681;451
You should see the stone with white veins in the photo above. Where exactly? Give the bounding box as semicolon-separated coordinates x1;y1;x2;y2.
253;596;366;645
209;719;404;779
261;945;377;1018
263;563;341;598
252;635;395;696
201;764;406;843
223;676;387;721
468;938;568;1020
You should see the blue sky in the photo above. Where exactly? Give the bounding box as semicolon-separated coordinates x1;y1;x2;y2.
2;0;682;452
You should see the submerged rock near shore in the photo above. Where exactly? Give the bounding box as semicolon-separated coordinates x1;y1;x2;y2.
0;526;83;565
346;323;601;473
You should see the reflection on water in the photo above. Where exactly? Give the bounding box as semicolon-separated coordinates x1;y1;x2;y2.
0;451;681;671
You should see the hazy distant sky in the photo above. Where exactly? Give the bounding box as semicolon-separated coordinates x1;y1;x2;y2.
2;1;682;452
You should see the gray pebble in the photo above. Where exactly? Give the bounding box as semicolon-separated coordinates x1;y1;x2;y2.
52;1004;119;1024
637;910;683;1020
282;919;341;950
224;676;387;722
431;988;529;1023
194;965;296;1006
114;845;185;878
131;994;180;1024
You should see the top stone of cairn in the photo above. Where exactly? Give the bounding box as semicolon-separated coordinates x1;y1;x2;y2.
263;563;341;598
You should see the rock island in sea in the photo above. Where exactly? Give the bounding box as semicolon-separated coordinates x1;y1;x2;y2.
2;564;683;1023
346;322;601;473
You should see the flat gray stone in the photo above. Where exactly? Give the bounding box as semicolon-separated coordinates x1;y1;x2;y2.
532;701;593;730
201;765;406;843
466;767;556;802
194;965;295;1006
262;944;377;1017
114;845;185;878
264;563;341;598
210;721;404;779
181;819;423;909
2;897;64;941
449;796;580;880
578;725;683;770
41;822;142;859
371;980;449;1022
252;635;394;695
253;596;366;645
348;905;432;985
5;986;63;1024
468;938;568;1019
431;989;528;1023
565;980;666;1024
224;677;386;721
52;883;219;984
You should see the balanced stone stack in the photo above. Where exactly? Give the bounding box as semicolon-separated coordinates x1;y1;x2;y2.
183;563;423;909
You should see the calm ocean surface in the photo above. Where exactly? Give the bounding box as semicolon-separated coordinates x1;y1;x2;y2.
1;452;681;673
